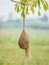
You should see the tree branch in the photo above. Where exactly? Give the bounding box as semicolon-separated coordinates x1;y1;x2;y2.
11;0;32;5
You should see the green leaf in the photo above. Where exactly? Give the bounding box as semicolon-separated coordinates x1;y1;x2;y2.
21;5;24;10
44;1;48;11
43;4;48;11
15;4;21;13
15;5;19;12
26;6;29;15
35;1;37;7
21;10;24;17
40;0;48;11
38;0;40;9
20;0;28;4
38;11;41;16
15;4;18;10
32;9;34;14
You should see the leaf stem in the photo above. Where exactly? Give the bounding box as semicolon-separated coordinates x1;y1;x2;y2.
11;0;32;5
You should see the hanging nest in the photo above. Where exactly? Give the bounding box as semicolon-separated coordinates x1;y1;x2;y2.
18;30;30;49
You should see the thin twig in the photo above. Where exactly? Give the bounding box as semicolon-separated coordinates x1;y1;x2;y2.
11;0;32;5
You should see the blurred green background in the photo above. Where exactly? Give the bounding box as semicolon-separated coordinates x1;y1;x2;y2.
0;28;49;65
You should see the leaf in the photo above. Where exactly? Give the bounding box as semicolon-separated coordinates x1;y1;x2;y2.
38;11;41;16
26;6;29;15
15;4;18;11
32;9;34;14
38;0;40;9
21;10;24;17
40;0;48;11
35;1;37;7
15;4;21;13
43;4;48;11
30;4;34;14
17;6;20;13
30;4;34;10
21;5;24;10
44;1;48;11
20;0;28;4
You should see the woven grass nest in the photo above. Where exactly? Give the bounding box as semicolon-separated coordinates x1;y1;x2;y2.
18;30;30;49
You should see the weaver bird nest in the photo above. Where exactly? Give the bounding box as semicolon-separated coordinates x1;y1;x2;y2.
18;30;30;50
